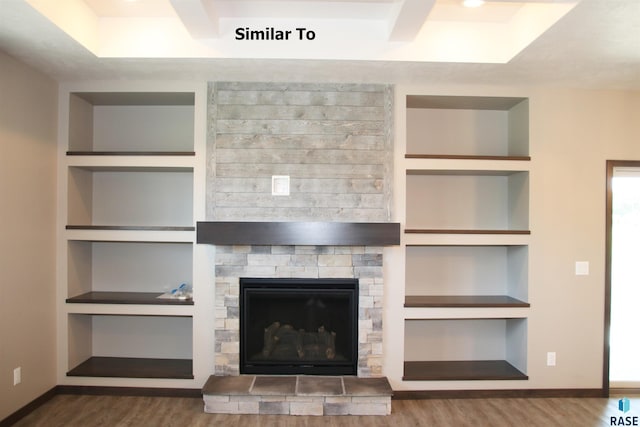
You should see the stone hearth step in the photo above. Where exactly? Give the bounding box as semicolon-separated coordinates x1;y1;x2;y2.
202;375;393;416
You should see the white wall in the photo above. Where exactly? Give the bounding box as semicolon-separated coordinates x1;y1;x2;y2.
0;50;58;419
527;88;640;388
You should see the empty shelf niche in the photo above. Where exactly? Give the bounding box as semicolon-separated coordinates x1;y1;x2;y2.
67;166;194;228
67;314;193;379
404;318;527;381
406;95;529;158
405;245;528;307
66;241;193;305
68;92;195;154
406;170;529;232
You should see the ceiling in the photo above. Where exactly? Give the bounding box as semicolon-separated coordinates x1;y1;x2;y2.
11;0;581;63
0;0;638;89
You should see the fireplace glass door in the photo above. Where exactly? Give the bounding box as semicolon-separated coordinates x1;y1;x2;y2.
240;278;358;375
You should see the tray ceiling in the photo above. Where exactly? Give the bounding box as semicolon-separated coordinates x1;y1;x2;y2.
22;0;578;63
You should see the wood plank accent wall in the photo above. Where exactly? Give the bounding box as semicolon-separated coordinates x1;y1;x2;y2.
207;82;393;222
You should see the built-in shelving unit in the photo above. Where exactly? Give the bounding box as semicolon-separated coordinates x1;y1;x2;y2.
67;151;196;156
66;314;193;379
67;357;193;379
66;292;193;305
405;169;529;233
57;84;209;387
66;165;194;229
404;244;528;309
65;240;194;306
403;318;528;381
405;154;530;161
404;295;529;308
398;93;531;383
403;360;527;381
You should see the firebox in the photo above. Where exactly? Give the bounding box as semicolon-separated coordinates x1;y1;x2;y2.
240;277;358;376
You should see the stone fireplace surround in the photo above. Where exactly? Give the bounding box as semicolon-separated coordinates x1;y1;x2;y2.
214;243;384;377
197;221;399;377
202;83;395;415
197;221;399;415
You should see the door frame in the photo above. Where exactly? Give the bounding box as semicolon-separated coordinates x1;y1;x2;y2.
603;160;640;396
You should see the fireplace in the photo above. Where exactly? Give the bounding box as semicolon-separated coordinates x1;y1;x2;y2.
240;277;359;376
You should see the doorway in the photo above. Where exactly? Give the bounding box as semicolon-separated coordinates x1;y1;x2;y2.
605;160;640;394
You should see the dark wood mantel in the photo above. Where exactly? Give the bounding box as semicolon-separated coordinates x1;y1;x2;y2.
196;221;401;246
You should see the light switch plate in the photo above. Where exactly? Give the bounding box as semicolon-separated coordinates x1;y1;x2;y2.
13;367;21;385
575;261;589;276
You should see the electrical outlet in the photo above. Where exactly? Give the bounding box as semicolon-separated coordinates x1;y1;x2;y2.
13;367;21;385
547;352;556;366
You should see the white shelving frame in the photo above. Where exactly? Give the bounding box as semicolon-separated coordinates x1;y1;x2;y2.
56;81;213;389
385;86;532;391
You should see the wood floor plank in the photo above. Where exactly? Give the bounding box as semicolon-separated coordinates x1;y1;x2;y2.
10;394;640;426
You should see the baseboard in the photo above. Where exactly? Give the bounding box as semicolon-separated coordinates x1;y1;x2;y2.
0;387;57;427
0;386;201;426
392;388;605;400
610;388;640;396
56;385;202;398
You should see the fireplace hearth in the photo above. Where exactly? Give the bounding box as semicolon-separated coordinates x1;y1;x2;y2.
240;277;358;376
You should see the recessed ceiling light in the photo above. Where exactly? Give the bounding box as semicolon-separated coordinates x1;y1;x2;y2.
463;0;485;7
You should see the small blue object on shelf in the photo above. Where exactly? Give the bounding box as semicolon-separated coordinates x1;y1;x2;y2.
170;283;193;300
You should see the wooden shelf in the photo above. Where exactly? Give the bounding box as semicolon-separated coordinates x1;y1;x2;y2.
71;91;195;106
403;360;527;381
67;151;195;156
67;357;193;379
66;225;195;231
405;154;530;161
405;229;530;235
406;95;527;110
405;295;529;308
66;292;193;305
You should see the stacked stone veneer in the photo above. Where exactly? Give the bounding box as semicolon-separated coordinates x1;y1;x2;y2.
203;376;392;416
214;244;384;377
206;394;391;416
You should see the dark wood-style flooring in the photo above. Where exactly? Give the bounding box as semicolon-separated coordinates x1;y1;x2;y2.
9;393;640;426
